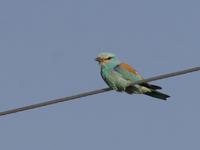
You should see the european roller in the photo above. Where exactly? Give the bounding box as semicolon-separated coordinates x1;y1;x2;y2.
95;52;170;100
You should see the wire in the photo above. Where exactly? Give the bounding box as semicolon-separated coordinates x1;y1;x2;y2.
130;66;200;85
0;66;199;116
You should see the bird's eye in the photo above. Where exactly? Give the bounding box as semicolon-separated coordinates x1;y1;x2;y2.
107;57;113;60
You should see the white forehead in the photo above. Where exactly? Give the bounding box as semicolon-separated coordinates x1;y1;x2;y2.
97;52;116;58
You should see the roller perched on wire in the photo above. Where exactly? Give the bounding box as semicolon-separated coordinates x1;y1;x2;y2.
95;52;170;100
0;52;199;116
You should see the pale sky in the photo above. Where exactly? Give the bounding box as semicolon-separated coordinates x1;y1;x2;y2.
0;0;199;149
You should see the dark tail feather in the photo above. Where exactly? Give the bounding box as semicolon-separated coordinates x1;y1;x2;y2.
144;90;170;100
140;83;162;90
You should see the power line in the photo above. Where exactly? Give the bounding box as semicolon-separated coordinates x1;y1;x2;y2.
0;66;199;117
129;66;200;85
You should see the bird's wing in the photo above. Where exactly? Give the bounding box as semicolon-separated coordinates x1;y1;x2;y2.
114;63;143;81
114;63;162;90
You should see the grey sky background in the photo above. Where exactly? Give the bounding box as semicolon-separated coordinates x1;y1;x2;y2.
0;0;199;149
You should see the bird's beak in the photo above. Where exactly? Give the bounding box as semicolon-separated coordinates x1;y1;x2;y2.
95;57;102;62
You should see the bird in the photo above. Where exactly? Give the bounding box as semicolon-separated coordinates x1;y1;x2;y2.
95;52;170;100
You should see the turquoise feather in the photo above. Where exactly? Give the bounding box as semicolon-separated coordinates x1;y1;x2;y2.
96;52;170;100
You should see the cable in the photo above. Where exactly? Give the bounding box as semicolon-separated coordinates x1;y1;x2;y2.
0;66;199;116
130;66;200;85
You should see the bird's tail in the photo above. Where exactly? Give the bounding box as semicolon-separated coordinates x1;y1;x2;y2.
144;90;170;100
125;84;170;100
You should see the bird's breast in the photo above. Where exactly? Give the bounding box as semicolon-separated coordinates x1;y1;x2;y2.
101;68;130;91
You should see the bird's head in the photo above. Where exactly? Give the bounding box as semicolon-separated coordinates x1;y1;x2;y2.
95;52;120;67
